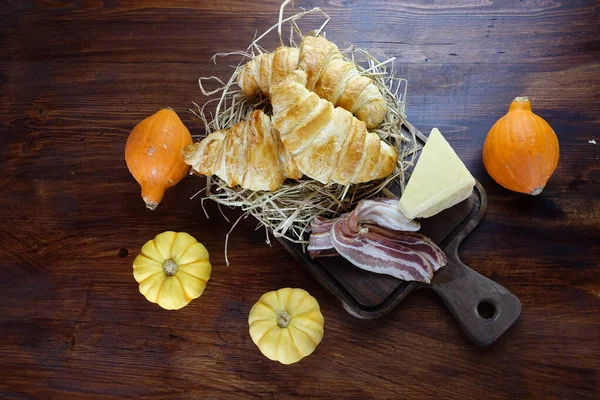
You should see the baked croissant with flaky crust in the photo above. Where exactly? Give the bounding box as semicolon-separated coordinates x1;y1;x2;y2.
182;110;302;192
237;47;300;98
237;36;387;129
270;70;397;186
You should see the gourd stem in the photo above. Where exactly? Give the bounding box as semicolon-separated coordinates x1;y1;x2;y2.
145;201;158;210
509;96;532;112
141;183;165;212
277;311;291;328
162;259;178;276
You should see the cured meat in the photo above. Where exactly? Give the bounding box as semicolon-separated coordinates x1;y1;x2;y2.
350;198;420;232
307;216;337;257
331;220;447;283
307;198;447;283
365;225;446;272
311;216;336;234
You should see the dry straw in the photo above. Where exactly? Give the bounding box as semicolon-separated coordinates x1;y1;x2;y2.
189;1;420;264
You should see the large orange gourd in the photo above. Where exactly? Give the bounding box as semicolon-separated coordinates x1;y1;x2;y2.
125;108;192;209
482;97;559;195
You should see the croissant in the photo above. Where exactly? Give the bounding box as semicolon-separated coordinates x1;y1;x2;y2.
270;70;397;186
182;110;302;192
237;47;300;98
237;36;387;129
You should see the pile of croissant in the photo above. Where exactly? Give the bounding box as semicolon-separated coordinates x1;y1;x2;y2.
183;36;397;192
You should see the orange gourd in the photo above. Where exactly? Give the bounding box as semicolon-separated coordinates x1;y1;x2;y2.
482;97;559;195
125;108;192;209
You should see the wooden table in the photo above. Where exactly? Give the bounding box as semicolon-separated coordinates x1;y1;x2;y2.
1;1;599;398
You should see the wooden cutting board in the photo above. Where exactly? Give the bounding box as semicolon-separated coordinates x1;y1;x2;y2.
278;122;522;346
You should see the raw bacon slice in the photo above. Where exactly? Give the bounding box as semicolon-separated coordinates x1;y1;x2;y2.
308;216;337;257
311;216;336;234
365;225;446;272
351;198;420;232
307;198;447;283
331;218;444;283
308;198;418;256
307;231;333;250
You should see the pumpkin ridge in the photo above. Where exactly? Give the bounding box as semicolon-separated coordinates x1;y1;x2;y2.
274;327;284;359
290;324;318;346
174;275;191;301
289;309;319;320
275;288;288;312
291;294;309;313
142;273;166;303
138;269;164;283
257;325;278;347
169;232;179;259
133;254;162;268
249;318;273;327
283;290;294;312
177;259;208;268
177;269;208;285
142;240;163;263
258;299;277;315
177;241;205;264
155;275;170;305
286;328;303;359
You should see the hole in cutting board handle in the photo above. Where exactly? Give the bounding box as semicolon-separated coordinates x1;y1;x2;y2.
477;300;496;320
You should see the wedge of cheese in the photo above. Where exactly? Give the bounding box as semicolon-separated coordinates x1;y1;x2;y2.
399;128;475;219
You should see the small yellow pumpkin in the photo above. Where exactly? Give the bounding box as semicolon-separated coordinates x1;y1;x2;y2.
133;231;211;310
248;288;324;365
482;97;559;195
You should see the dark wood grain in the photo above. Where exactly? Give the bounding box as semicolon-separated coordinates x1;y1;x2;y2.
0;0;599;399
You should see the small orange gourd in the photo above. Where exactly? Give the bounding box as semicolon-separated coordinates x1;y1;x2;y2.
125;108;193;209
482;97;559;195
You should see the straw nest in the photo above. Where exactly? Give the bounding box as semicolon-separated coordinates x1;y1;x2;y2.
189;1;420;264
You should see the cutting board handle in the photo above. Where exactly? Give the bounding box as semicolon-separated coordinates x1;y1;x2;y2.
429;257;521;346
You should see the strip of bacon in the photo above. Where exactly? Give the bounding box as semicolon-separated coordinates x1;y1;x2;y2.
365;225;446;272
308;216;337;257
307;231;333;249
307;198;447;283
311;216;336;234
350;198;421;232
308;198;418;256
